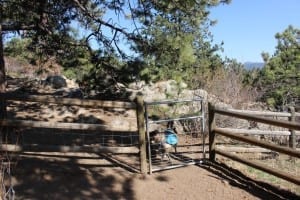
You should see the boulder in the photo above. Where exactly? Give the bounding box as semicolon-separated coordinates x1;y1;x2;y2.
44;75;67;89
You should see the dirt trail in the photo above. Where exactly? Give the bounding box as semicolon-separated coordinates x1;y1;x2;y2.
6;153;298;200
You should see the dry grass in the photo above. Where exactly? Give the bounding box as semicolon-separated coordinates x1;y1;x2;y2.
217;152;300;195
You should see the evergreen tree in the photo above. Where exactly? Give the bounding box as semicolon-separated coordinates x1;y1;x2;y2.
132;0;229;84
256;26;300;108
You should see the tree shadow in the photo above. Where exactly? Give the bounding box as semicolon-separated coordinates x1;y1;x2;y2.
1;88;142;200
4;89;139;147
9;153;138;200
198;160;299;200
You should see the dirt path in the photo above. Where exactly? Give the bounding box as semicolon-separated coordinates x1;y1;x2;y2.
6;153;297;200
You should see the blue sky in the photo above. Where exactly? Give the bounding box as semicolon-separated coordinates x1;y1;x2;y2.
209;0;300;63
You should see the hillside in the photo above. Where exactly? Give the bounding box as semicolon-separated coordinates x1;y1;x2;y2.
243;62;264;70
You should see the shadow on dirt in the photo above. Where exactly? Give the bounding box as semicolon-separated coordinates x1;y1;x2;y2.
1;90;141;199
199;160;299;200
9;154;138;200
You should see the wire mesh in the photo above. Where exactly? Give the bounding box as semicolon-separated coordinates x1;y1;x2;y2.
145;98;205;173
1;99;140;199
5;101;140;147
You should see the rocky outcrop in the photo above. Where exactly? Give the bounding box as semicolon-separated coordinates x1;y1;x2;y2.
126;80;231;109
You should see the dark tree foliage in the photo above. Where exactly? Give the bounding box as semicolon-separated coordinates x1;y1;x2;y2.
1;0;231;97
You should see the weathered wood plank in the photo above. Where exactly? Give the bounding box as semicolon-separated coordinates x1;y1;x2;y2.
0;119;137;132
216;146;272;153
214;127;300;158
215;149;300;185
214;108;300;131
0;144;139;154
217;128;300;136
226;108;300;117
0;93;136;109
136;94;147;174
0;119;107;130
209;103;216;161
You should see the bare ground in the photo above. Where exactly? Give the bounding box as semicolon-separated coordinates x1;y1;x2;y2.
3;152;298;200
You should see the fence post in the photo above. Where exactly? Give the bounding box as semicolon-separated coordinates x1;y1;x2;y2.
208;103;216;162
0;94;7;144
136;93;147;174
288;106;296;149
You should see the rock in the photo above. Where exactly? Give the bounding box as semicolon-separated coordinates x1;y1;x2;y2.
65;78;79;88
64;88;84;98
52;88;84;98
128;81;146;90
44;75;67;89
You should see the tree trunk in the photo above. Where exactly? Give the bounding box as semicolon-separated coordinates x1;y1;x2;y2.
0;25;7;119
0;25;6;92
0;24;7;144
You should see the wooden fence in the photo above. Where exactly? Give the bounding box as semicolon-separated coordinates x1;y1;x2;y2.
208;103;300;185
217;107;300;150
2;92;300;178
0;93;147;174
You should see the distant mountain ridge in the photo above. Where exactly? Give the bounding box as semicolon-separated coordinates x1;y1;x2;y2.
243;62;264;70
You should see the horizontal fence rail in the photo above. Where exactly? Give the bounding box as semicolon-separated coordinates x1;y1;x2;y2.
0;93;136;109
144;98;203;105
215;149;300;185
216;146;274;153
214;107;300;131
0;119;107;131
214;127;300;158
0;144;139;154
218;128;300;136
208;103;300;185
226;108;300;117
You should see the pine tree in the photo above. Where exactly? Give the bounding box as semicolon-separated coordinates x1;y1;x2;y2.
256;26;300;108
